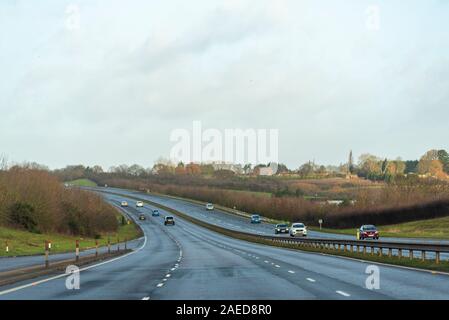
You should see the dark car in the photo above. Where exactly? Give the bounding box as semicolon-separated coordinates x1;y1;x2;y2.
139;214;146;221
251;214;261;224
164;216;175;226
275;224;289;234
152;209;160;217
358;225;379;240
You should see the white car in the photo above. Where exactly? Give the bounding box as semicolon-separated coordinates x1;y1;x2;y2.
289;223;307;237
206;203;214;211
121;201;128;207
136;201;144;208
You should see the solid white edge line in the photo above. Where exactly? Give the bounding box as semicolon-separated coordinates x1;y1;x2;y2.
0;235;147;296
336;290;351;297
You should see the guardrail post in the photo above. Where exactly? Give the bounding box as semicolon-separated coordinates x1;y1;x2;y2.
75;240;80;262
338;244;341;251
378;248;383;257
410;250;414;260
95;240;99;257
388;248;392;258
45;241;50;268
108;237;111;254
421;251;426;261
350;245;353;253
363;246;367;255
436;252;440;264
125;237;127;250
371;246;374;255
117;236;120;252
398;249;402;259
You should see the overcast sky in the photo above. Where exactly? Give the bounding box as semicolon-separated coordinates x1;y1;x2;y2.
1;0;448;170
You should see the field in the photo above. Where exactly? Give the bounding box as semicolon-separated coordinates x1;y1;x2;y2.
0;215;142;257
67;178;98;187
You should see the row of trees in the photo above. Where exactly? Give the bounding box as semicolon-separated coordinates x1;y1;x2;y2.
50;149;449;183
353;149;449;181
0;165;118;236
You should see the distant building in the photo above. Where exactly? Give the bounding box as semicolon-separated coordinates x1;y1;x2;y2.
259;167;274;176
212;163;244;174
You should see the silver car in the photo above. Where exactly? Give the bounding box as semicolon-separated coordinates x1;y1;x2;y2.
289;223;307;237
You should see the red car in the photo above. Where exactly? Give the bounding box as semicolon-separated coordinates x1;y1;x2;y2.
358;225;379;240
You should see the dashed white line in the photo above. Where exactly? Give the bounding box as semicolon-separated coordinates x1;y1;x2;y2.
288;270;295;274
336;290;351;297
264;260;269;264
157;283;164;288
165;274;171;278
275;265;280;268
142;297;150;300
306;278;316;283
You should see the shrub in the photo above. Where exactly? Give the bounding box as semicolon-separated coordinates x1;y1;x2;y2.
8;202;39;233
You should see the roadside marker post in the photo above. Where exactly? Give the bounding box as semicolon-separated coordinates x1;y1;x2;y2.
108;237;111;254
125;238;127;250
45;241;50;268
117;236;120;252
95;240;99;257
75;240;80;262
5;241;9;253
318;219;323;230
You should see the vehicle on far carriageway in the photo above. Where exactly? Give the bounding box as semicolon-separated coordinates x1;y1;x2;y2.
289;223;307;237
357;225;379;240
275;223;289;234
121;201;128;207
251;214;261;224
152;209;160;217
136;201;144;208
139;214;146;221
206;203;214;211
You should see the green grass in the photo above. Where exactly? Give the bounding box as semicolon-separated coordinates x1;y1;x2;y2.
0;216;142;257
66;178;97;187
310;215;449;240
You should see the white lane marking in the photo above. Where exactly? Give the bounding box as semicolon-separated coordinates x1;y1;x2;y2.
275;265;280;268
264;260;269;263
157;283;164;288
336;290;351;297
142;297;150;300
306;278;316;283
288;270;295;274
171;268;176;271
0;235;148;296
165;274;171;278
162;279;168;282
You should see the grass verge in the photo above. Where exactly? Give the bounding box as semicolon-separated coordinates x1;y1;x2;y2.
311;215;449;240
105;190;449;274
0;214;142;257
